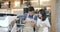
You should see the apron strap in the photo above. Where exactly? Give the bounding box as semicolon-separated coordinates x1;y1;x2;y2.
26;14;35;19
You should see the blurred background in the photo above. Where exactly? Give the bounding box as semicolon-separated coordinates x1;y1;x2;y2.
0;0;58;32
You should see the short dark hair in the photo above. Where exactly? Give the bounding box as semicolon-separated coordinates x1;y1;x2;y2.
28;7;34;11
39;9;47;21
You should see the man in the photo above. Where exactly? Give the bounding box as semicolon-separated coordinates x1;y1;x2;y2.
22;6;37;21
22;7;37;32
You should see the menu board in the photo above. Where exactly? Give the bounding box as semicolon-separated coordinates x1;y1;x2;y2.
0;1;10;8
0;9;11;14
11;9;23;16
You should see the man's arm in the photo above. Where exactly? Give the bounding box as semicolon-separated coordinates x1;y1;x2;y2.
21;13;27;24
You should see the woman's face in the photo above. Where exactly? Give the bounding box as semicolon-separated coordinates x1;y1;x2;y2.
38;12;42;18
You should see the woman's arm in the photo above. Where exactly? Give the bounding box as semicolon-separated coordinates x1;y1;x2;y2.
36;19;40;27
45;18;51;28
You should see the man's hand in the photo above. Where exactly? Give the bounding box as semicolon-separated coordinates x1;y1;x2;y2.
31;22;36;27
22;19;31;24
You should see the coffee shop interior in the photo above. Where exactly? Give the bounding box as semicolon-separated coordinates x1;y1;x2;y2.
0;0;56;32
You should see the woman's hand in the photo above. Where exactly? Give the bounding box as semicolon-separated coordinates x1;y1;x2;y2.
40;23;46;28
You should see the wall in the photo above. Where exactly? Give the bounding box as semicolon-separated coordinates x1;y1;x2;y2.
56;0;60;32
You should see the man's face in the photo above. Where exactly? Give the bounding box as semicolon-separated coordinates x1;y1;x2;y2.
29;11;34;16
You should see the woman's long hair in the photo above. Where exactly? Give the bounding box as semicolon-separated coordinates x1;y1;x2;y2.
39;9;47;21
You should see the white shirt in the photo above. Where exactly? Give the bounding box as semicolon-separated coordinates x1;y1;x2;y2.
37;17;51;27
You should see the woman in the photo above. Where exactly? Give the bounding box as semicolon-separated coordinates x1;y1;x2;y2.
37;9;51;32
